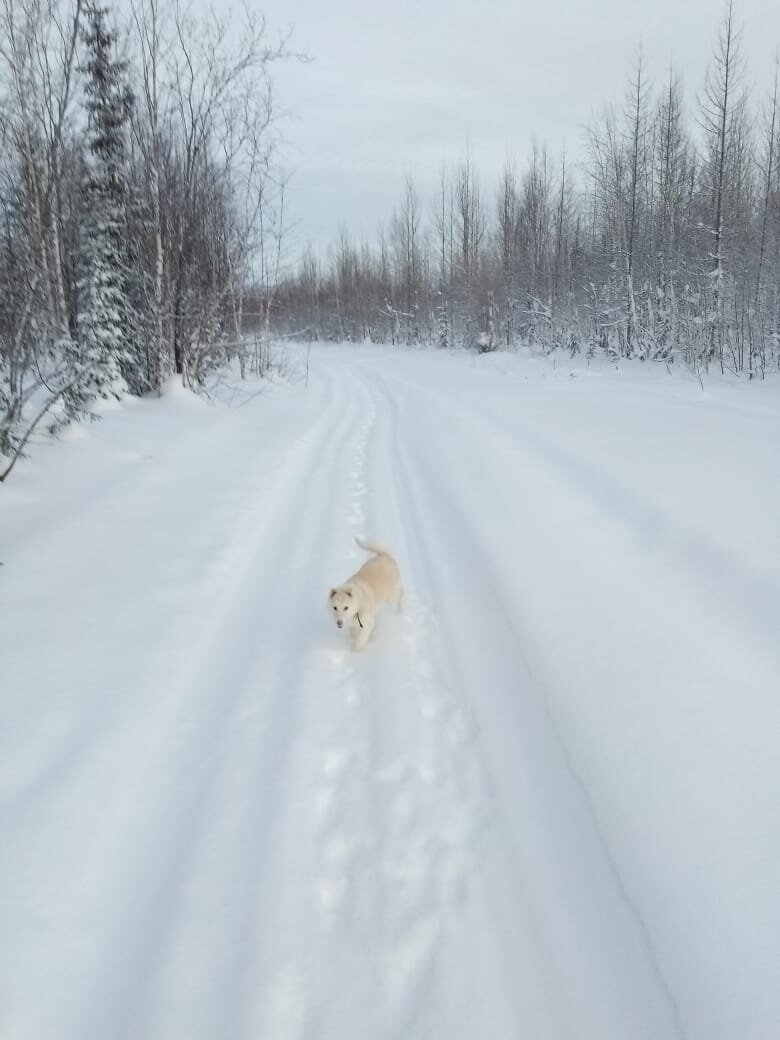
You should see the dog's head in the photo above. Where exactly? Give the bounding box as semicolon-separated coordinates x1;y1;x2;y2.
328;584;360;629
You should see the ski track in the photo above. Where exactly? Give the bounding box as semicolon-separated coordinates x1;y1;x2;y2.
2;346;779;1040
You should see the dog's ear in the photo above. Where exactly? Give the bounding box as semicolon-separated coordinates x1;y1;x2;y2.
329;588;337;599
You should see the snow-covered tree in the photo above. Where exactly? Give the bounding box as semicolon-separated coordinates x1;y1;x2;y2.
697;0;751;366
75;1;138;399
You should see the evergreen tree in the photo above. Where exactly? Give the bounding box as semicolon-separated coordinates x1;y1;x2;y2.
76;2;140;398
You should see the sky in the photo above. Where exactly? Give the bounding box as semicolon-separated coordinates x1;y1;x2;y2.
257;0;780;255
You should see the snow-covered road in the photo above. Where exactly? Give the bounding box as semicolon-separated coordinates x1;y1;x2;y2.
2;346;779;1040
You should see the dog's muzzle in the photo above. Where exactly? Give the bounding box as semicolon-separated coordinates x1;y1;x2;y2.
336;619;343;628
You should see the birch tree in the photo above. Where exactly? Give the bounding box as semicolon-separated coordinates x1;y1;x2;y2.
697;0;749;364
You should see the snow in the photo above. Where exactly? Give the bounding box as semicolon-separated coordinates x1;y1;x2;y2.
1;345;779;1040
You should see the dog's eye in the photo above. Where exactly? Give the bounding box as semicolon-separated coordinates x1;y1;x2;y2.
343;606;348;611
333;605;337;611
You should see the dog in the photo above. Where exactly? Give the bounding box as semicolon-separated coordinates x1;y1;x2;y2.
328;537;404;650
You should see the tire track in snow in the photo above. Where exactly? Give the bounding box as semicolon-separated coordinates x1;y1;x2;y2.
60;366;367;1040
359;363;685;1040
309;377;377;925
369;363;780;664
301;364;491;1036
368;358;779;1040
0;374;338;814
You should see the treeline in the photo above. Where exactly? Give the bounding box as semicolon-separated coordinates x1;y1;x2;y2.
275;4;780;377
0;0;290;479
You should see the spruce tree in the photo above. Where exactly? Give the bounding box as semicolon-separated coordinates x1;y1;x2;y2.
76;2;141;398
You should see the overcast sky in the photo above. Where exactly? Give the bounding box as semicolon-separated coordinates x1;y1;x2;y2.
258;0;780;254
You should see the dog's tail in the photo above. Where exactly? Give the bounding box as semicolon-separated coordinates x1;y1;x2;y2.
355;536;391;557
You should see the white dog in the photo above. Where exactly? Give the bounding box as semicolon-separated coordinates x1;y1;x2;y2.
328;537;404;650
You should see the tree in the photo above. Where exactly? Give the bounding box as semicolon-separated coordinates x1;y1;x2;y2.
650;69;694;356
390;175;423;343
622;47;650;356
697;0;750;364
130;0;168;392
753;56;780;373
75;1;137;399
453;149;485;345
432;164;454;347
516;141;553;344
496;157;518;343
0;0;87;471
163;0;292;383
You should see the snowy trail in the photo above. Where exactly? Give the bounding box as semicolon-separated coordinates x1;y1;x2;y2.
2;346;779;1040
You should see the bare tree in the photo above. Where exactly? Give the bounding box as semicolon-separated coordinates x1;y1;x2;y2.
432;164;454;347
453;148;486;345
390;175;423;343
496;157;518;343
158;0;292;384
753;55;780;374
698;0;750;365
130;0;168;391
622;46;650;355
0;0;85;466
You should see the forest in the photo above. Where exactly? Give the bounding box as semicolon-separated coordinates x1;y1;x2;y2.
275;6;780;378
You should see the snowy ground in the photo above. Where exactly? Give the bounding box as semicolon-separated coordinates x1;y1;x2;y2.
2;345;779;1040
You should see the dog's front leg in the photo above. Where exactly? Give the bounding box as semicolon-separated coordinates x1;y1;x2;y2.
351;615;374;651
352;629;369;651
